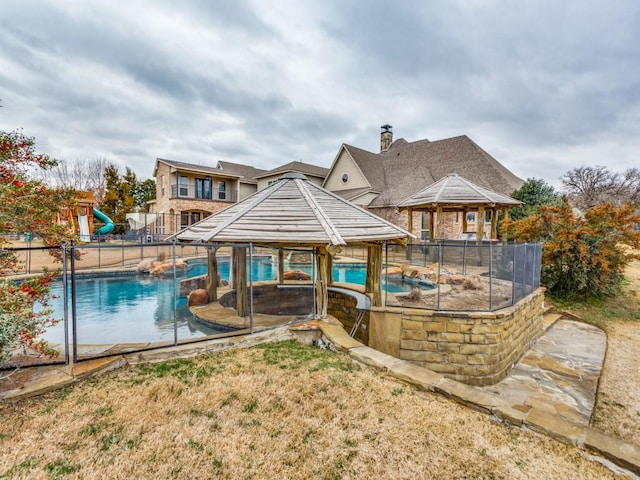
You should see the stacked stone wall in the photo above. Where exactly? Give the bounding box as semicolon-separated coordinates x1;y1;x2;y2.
370;288;544;386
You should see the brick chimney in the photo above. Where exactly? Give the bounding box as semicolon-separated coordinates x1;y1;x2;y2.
380;124;393;152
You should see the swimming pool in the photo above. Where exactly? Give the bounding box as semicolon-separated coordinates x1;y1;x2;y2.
41;258;416;345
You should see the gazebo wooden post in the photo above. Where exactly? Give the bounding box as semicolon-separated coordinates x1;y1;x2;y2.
366;244;382;307
429;211;435;239
477;206;485;241
277;249;284;284
502;208;510;241
490;208;498;240
405;208;414;260
234;246;248;317
205;246;218;302
462;208;468;235
436;206;444;239
476;206;485;266
315;246;329;318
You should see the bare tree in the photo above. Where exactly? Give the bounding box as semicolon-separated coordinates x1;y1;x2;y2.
35;157;112;203
561;165;618;210
618;167;640;207
562;165;640;209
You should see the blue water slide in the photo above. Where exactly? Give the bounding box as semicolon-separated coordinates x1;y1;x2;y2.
93;208;115;235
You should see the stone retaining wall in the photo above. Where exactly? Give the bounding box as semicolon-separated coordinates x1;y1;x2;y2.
369;288;545;386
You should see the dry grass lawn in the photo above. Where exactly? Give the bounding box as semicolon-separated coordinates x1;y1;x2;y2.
0;341;620;479
560;258;640;446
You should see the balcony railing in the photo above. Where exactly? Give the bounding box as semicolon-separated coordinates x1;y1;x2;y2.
170;185;237;202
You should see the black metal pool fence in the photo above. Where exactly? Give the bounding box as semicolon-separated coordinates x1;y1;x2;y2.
1;240;541;368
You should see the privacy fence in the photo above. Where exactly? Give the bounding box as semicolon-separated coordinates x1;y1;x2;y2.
1;240;541;369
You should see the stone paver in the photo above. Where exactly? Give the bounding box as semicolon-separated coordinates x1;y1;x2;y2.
482;319;606;426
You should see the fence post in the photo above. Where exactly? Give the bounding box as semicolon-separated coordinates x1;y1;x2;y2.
489;242;493;311
462;241;467;275
436;242;442;311
511;243;517;306
61;243;69;365
249;243;254;334
70;240;78;364
172;240;178;346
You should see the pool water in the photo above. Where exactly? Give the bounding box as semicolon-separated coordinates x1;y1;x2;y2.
41;258;416;345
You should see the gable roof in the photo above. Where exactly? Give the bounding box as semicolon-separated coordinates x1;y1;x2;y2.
398;173;522;209
174;173;412;246
154;158;242;179
332;135;523;207
255;160;329;180
216;161;267;185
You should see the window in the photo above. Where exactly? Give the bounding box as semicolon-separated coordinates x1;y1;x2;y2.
420;213;430;240
466;212;476;223
191;212;201;224
218;181;226;200
195;178;211;199
179;176;189;196
485;211;492;223
161;175;165;197
180;212;190;229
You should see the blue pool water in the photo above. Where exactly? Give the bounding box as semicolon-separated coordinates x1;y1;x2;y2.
41;258;415;345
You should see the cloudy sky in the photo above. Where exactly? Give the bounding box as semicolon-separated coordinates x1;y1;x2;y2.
1;0;638;186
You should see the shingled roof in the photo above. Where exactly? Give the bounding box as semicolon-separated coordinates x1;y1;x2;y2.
216;161;267;184
255;160;329;180
398;173;522;209
154;158;241;178
174;173;412;246
338;135;523;207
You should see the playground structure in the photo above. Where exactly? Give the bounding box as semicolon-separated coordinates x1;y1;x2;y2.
58;191;114;240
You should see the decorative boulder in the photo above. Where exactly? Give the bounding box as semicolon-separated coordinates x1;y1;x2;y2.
283;269;311;280
137;259;153;273
462;275;483;290
151;260;187;277
187;289;209;306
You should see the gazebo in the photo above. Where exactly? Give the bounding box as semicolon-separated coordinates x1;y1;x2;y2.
398;173;522;240
173;173;412;319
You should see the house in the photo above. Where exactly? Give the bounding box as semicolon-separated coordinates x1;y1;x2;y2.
253;160;328;191
148;158;267;235
148;158;327;236
322;125;523;239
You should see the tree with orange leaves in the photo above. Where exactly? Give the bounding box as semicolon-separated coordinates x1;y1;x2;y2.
0;129;76;369
501;201;640;298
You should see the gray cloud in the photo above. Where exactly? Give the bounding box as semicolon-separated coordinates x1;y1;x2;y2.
0;0;638;184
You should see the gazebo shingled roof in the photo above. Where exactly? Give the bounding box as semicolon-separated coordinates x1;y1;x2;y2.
398;173;522;209
397;173;522;240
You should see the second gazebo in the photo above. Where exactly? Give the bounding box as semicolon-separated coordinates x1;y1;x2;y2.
398;173;522;240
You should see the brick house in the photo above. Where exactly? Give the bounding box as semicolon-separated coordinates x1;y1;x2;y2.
148;159;266;235
148;159;328;236
322;125;524;239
